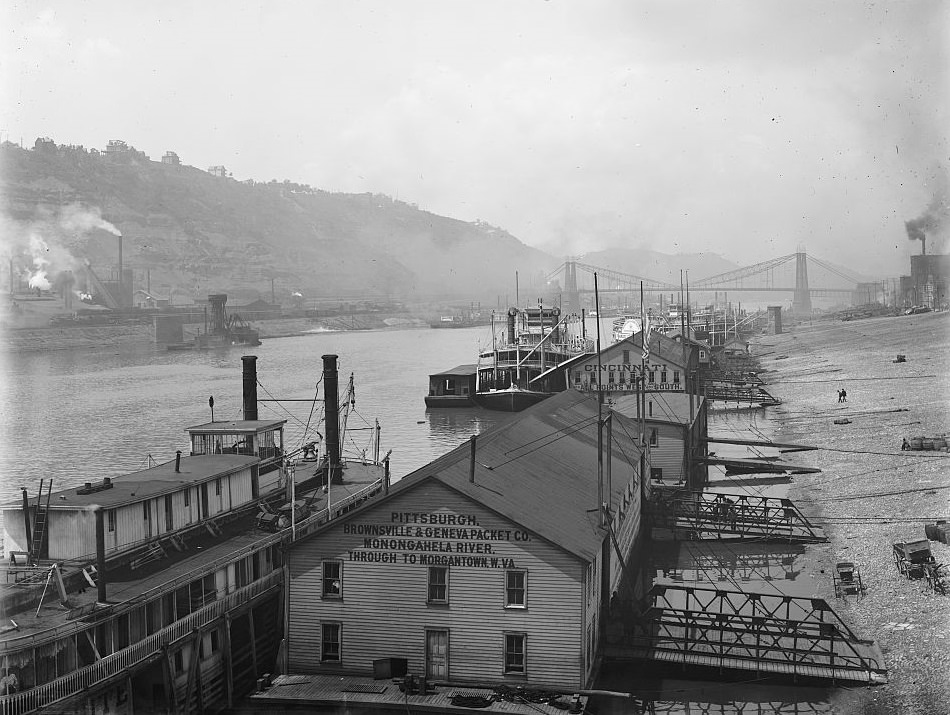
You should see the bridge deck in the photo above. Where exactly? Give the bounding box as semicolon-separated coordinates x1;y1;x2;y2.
603;644;887;685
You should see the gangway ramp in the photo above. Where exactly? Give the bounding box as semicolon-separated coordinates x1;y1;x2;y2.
604;583;887;685
651;490;826;543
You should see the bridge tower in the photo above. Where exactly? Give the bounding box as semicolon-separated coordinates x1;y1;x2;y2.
792;250;812;313
563;260;582;315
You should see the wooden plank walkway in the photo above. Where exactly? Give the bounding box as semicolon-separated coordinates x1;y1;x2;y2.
249;674;587;714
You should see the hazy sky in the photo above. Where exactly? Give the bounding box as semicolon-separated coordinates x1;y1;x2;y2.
2;1;948;275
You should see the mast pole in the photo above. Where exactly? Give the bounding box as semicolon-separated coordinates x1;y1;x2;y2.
594;273;605;525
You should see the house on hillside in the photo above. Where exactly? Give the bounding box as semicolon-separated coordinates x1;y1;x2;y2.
282;391;648;689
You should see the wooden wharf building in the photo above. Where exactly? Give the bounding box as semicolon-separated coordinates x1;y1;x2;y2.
281;390;650;693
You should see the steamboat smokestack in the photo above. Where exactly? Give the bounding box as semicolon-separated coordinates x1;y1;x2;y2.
322;354;343;484
242;355;259;420
507;308;517;344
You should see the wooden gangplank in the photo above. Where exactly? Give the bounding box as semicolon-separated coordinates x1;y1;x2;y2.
604;583;887;685
650;490;826;543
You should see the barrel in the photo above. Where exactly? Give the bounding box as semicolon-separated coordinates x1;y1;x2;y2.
909;438;923;450
925;523;939;541
921;438;935;450
933;437;947;449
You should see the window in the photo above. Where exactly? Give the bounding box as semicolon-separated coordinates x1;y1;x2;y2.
321;623;341;662
651;467;664;482
608;370;615;384
505;570;526;608
504;633;526;674
673;371;680;384
648;401;653;417
215;478;221;496
427;567;448;604
648;371;655;384
143;502;149;520
622;349;630;364
107;510;116;532
649;429;658;447
322;561;342;598
660;370;668;383
184;489;190;507
574;371;581;385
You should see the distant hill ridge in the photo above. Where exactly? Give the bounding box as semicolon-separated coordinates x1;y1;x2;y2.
0;140;742;304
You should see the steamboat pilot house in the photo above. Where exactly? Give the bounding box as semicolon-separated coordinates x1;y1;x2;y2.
283;390;650;691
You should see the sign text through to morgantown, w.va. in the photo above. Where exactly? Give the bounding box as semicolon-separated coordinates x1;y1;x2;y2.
342;512;531;568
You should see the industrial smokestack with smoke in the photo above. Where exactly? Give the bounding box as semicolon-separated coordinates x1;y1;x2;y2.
905;187;949;256
1;203;121;296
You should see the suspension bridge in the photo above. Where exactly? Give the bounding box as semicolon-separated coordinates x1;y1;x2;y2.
553;251;866;314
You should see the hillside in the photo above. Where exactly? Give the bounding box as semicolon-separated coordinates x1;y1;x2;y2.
0;141;558;304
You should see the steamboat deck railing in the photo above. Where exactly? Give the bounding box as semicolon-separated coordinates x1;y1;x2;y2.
0;478;382;655
0;571;282;715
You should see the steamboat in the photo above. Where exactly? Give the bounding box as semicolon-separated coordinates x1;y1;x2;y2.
471;305;593;411
0;355;387;715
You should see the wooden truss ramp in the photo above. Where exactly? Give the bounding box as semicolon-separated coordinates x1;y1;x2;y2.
604;583;887;685
651;490;826;543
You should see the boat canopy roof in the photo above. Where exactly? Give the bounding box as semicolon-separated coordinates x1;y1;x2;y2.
186;418;286;435
3;455;259;511
429;364;479;378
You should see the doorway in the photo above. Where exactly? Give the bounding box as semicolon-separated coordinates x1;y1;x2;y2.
425;629;449;680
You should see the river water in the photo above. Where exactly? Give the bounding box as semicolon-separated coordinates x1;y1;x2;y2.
0;323;842;712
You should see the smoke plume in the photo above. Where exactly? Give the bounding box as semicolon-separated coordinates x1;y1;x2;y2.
905;184;950;254
1;203;121;292
58;204;122;236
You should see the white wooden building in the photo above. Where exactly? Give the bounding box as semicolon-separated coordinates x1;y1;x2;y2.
284;390;648;689
613;392;708;488
563;332;699;396
2;454;260;562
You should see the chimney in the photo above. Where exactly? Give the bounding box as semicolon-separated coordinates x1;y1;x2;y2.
469;435;477;483
323;354;343;484
507;308;517;344
242;355;259;420
175;450;181;473
117;234;122;292
922;236;927;256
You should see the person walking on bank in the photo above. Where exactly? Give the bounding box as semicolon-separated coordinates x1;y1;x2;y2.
841;388;847;402
836;389;843;403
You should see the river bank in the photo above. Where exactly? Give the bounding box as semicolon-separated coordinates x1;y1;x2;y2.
755;310;950;714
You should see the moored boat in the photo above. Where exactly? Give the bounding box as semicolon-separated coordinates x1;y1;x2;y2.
425;364;478;407
473;305;592;411
0;354;387;715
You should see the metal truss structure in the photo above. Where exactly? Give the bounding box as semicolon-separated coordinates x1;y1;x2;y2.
650;490;826;543
607;583;887;685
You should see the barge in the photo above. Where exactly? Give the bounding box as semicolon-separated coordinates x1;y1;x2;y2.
0;355;387;715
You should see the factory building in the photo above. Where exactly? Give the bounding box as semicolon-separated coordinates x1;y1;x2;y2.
283;390;649;690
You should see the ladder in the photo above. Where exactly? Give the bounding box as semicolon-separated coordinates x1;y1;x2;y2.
28;480;53;564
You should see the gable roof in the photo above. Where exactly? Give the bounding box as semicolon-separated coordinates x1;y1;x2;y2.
294;390;644;562
613;332;690;367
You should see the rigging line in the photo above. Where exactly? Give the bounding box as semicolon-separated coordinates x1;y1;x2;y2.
797;483;950;502
815;446;950;458
500;393;596;456
767;375;937;384
255;379;311;429
488;415;604;470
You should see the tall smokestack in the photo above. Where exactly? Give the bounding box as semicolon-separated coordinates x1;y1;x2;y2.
242;355;259;420
117;234;123;289
322;354;342;484
507;308;517;344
